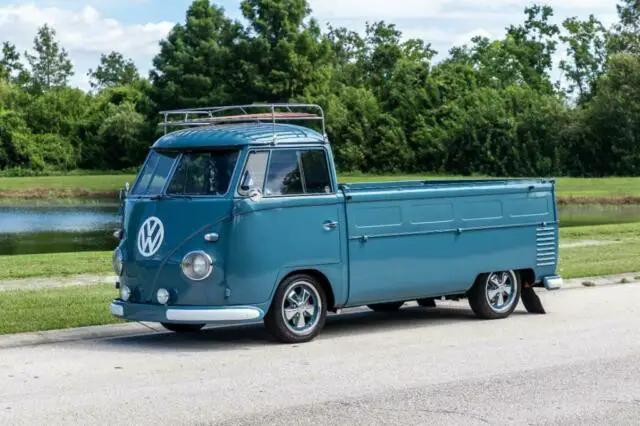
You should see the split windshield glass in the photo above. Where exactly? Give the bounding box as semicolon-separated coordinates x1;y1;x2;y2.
130;150;179;196
166;150;239;196
130;149;240;197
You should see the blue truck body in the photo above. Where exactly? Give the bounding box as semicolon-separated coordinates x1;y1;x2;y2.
110;104;562;343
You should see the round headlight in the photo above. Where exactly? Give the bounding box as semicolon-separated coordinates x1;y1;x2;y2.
181;251;213;281
112;248;123;276
120;285;131;302
156;288;170;305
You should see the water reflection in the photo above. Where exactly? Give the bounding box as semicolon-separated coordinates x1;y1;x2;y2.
0;205;120;255
558;204;640;227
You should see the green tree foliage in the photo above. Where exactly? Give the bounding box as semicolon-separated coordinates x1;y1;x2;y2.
0;1;639;177
24;24;73;92
0;42;24;82
149;0;246;110
559;15;608;102
585;54;640;175
240;0;332;101
88;52;139;90
609;0;640;54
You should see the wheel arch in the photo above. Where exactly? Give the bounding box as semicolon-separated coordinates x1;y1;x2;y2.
280;269;336;312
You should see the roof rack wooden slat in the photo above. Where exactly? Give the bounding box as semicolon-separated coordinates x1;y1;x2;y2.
158;103;327;144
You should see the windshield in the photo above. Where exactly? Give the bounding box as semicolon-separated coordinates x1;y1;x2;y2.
130;150;179;196
166;150;239;196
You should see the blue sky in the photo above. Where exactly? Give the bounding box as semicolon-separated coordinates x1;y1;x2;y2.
0;1;620;90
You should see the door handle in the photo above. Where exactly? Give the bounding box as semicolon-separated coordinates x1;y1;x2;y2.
323;220;338;231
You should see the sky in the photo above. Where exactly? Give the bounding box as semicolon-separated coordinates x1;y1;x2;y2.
0;0;620;91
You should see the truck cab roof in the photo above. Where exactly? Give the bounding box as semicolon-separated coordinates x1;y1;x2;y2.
153;123;326;150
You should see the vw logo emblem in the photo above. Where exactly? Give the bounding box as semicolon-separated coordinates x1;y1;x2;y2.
137;216;164;257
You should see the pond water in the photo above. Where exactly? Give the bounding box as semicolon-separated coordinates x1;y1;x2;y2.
0;203;638;256
558;204;640;227
0;205;121;256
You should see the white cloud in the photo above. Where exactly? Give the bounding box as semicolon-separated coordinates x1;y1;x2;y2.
308;0;615;21
0;3;174;90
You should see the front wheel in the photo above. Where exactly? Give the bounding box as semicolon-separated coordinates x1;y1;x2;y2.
468;270;521;319
161;323;205;333
264;274;328;344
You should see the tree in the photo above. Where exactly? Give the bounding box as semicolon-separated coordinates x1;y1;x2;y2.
239;0;333;101
0;42;24;82
609;0;640;54
24;24;73;91
448;5;559;94
559;15;607;102
88;51;139;90
150;0;247;110
503;5;560;93
585;54;640;175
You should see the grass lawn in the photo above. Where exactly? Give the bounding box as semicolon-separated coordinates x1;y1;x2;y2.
0;284;122;335
0;174;134;191
0;222;638;335
0;251;112;280
558;222;640;279
1;173;640;202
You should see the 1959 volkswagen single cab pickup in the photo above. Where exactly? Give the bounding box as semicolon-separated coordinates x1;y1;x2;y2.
110;104;563;343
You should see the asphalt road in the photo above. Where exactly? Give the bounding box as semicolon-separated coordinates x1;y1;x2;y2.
1;283;640;425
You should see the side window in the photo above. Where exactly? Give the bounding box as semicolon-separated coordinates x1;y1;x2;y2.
264;149;332;197
300;150;331;194
265;150;303;196
239;151;268;194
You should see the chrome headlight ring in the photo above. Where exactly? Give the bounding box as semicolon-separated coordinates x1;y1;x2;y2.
181;251;214;281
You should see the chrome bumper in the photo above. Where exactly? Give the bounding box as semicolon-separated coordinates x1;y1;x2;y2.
543;275;563;290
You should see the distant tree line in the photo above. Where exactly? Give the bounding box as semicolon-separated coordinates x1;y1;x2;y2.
1;0;640;177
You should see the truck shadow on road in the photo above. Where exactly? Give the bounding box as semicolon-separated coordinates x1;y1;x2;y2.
95;304;530;353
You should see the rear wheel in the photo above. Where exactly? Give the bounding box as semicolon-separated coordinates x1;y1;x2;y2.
264;274;328;344
367;301;404;312
161;323;205;333
468;270;521;319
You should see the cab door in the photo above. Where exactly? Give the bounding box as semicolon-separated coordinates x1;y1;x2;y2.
225;147;347;306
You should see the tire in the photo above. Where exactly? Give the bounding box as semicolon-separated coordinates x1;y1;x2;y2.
417;298;436;308
468;270;521;319
264;274;328;344
161;323;205;333
367;301;404;312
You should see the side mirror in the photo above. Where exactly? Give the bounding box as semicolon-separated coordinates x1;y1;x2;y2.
118;182;130;201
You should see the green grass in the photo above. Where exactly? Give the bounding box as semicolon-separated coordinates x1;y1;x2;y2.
558;222;640;278
0;174;135;191
2;173;640;200
0;284;122;334
0;251;112;280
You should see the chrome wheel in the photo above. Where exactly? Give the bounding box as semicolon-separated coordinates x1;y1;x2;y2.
281;281;322;336
485;271;518;314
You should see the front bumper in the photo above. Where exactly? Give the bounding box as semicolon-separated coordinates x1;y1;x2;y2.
110;300;265;324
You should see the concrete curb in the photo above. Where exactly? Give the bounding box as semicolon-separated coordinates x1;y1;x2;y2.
559;272;640;290
0;271;638;350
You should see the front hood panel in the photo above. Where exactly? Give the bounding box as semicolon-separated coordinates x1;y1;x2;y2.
120;197;233;305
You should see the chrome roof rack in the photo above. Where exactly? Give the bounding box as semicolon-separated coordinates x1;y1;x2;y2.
159;103;327;143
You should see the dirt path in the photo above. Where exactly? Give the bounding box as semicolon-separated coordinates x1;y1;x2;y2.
0;274;116;292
